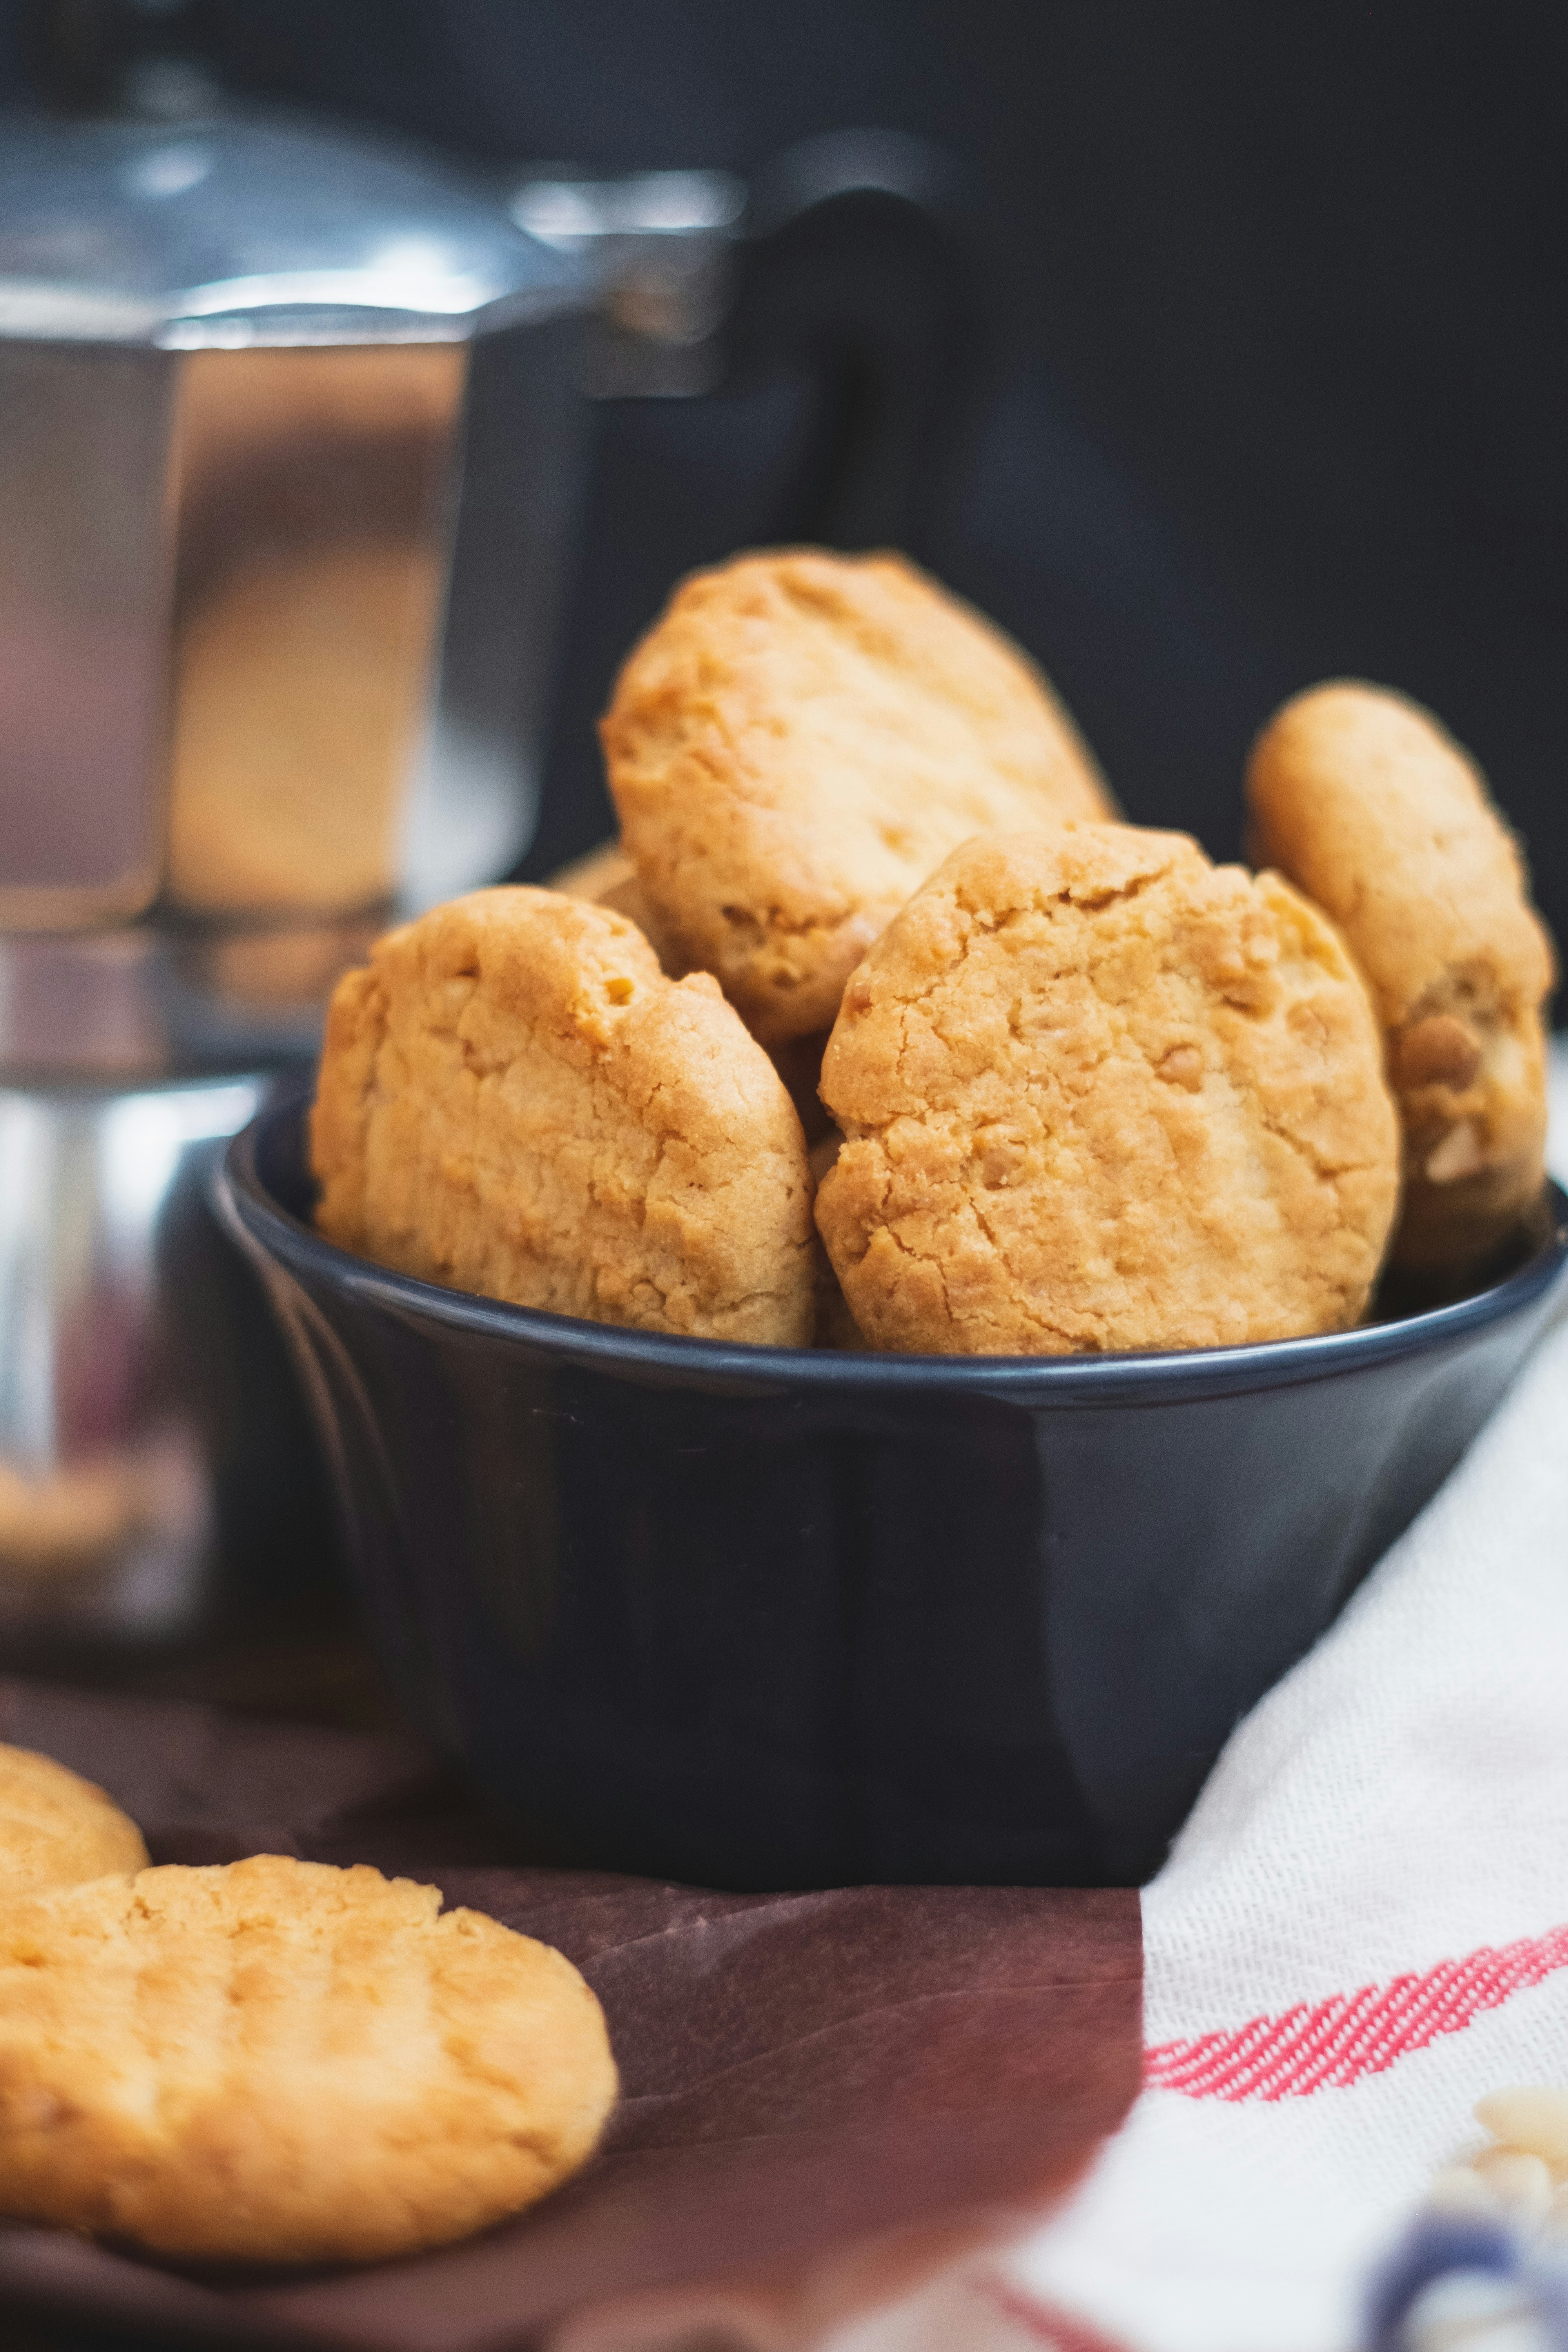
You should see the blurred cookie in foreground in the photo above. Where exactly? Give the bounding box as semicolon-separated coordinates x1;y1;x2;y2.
601;548;1113;1047
0;1854;616;2263
817;826;1399;1355
0;1743;147;1900
0;1455;147;1578
313;887;816;1344
1247;681;1557;1276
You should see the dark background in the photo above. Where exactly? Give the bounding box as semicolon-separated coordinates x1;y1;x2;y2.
4;1;1563;964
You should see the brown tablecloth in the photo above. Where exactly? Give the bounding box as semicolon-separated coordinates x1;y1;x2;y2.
0;1680;1142;2352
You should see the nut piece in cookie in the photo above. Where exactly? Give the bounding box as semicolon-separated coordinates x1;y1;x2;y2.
0;1853;617;2262
312;886;816;1345
0;1744;148;1900
601;548;1113;1047
1247;682;1557;1275
816;826;1399;1355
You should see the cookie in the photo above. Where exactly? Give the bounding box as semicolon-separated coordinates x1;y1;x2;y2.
313;887;816;1344
554;844;836;1143
1247;682;1556;1273
815;826;1399;1354
0;1854;616;2263
601;549;1113;1047
547;837;687;976
546;839;637;903
0;1744;148;1900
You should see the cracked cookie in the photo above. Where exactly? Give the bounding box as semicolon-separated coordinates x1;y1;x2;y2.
600;548;1113;1048
571;855;835;1143
0;1853;617;2262
313;886;817;1344
549;861;878;1149
548;837;687;976
815;825;1400;1354
0;1744;147;1901
1247;682;1556;1275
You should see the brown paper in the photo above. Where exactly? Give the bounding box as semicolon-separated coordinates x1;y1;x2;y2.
0;1680;1142;2351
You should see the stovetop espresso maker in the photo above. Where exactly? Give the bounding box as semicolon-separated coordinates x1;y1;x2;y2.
0;63;965;1651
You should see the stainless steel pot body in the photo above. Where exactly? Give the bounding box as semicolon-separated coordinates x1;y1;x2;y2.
0;1072;334;1642
0;113;591;948
0;112;590;1633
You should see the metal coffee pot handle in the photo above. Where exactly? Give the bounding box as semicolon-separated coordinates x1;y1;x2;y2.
515;127;971;544
511;129;976;880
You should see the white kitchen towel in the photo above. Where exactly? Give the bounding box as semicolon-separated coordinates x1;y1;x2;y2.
833;1042;1568;2352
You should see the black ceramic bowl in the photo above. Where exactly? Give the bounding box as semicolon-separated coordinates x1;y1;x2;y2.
217;1094;1567;1889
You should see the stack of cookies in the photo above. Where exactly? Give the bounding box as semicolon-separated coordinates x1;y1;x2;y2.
313;549;1556;1356
0;1742;617;2263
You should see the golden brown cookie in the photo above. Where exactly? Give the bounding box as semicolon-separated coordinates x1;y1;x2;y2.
816;826;1400;1355
313;886;816;1344
1247;682;1557;1274
552;846;834;1139
0;1744;148;1900
601;548;1113;1047
547;837;687;975
0;1854;616;2263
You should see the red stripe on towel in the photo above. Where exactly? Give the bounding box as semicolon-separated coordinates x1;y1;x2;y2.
1145;1922;1568;2100
974;2272;1134;2351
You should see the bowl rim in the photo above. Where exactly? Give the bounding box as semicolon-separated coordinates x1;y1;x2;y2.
218;1092;1568;1405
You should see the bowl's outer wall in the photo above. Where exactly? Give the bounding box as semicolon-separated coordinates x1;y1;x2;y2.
225;1103;1568;1889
